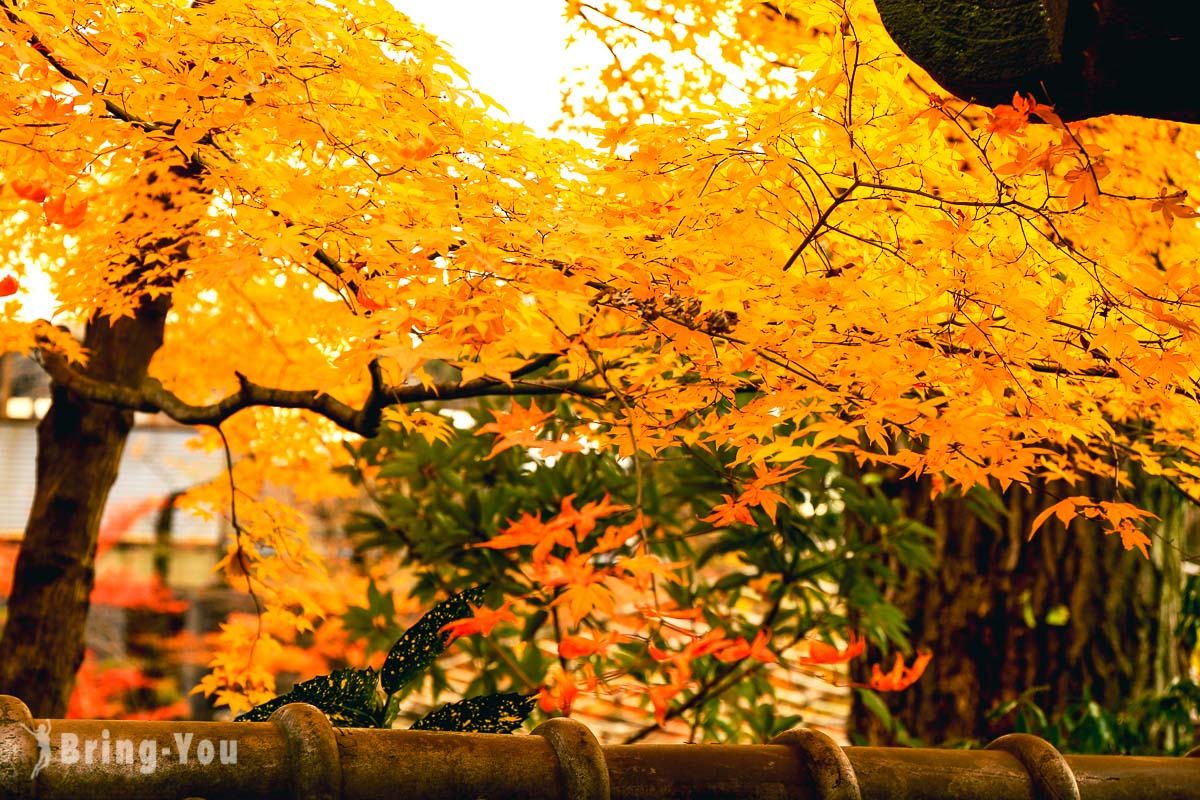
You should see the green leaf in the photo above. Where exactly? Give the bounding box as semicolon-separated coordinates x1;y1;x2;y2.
378;452;419;478
409;693;536;734
855;687;894;733
712;572;752;592
235;667;384;727
382;692;403;729
380;585;487;694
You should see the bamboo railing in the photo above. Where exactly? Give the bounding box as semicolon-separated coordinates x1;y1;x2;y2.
0;694;1197;799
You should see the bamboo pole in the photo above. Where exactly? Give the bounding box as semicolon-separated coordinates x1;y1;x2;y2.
1;695;1197;799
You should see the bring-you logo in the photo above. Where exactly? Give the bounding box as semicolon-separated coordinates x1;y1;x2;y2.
20;721;237;777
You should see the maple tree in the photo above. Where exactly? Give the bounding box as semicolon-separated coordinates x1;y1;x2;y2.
561;0;1200;746
0;0;1196;737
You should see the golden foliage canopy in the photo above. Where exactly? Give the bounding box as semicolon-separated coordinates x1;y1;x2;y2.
1;0;1199;700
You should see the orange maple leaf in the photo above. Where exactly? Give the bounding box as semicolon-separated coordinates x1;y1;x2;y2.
558;630;620;659
476;400;555;459
475;509;586;567
647;642;673;662
558;493;630;539
1113;519;1152;559
740;463;795;522
1030;498;1156;559
712;630;776;663
869;650;932;692
615;551;684;586
701;494;755;526
397;135;439;161
988;92;1062;134
646;683;677;727
680;629;728;660
439;600;517;644
1028;496;1090;540
30;95;74;123
1064;162;1108;208
554;579;616;626
538;664;579;715
645;662;693;726
530;517;578;566
355;286;387;311
592;514;644;553
43;193;87;228
1150;189;1200;227
798;631;864;665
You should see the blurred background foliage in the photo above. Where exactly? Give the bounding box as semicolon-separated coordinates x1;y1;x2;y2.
331;398;1200;749
335;399;937;742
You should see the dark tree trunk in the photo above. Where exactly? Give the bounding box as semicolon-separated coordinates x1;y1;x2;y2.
873;0;1200;123
0;297;170;717
849;476;1186;747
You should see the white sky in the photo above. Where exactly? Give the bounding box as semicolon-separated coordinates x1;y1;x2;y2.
391;1;601;135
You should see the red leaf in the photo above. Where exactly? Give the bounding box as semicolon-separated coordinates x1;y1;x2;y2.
11;180;48;203
0;275;17;297
355;286;386;311
43;194;87;228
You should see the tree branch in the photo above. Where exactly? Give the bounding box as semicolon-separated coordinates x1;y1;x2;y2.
32;324;603;437
781;177;860;272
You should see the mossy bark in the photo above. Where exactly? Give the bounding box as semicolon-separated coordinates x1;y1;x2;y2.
873;0;1200;123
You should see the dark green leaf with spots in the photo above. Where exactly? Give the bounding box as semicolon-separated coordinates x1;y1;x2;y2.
380;585;487;694
409;692;536;734
235;667;384;727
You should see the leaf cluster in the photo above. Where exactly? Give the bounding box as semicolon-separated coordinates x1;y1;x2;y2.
237;586;535;734
983;680;1200;755
338;400;935;742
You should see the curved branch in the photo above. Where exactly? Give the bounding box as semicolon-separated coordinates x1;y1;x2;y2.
33;327;604;437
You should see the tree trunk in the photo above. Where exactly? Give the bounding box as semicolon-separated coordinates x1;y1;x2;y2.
0;352;11;418
849;475;1187;747
0;297;169;717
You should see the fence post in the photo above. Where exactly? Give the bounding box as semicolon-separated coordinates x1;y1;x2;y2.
533;717;610;800
271;702;340;800
987;733;1079;800
772;728;861;800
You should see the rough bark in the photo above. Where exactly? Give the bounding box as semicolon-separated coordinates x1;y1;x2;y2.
874;0;1200;123
0;297;170;717
849;475;1186;746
